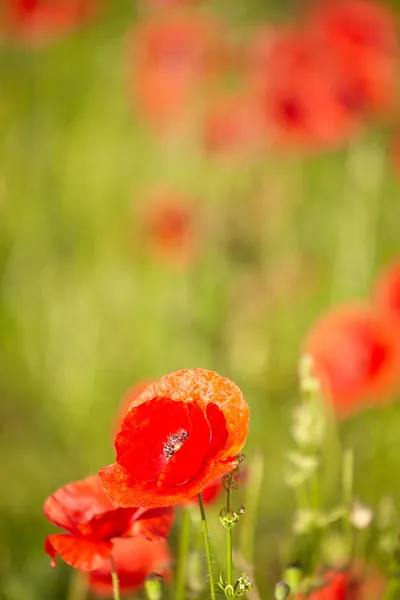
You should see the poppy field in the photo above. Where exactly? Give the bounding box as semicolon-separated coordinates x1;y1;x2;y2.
2;0;400;599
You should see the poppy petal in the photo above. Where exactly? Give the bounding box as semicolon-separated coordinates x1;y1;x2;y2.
43;475;114;533
115;399;190;481
45;534;112;571
205;403;229;460
88;537;173;596
126;369;249;459
129;506;175;541
100;457;237;508
157;403;210;489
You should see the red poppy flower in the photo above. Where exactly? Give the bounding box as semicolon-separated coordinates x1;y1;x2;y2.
258;27;361;151
143;189;198;267
128;10;224;129
44;475;174;571
309;0;399;116
114;380;157;437
99;368;249;508
299;570;349;600
374;260;400;320
297;567;385;599
203;92;266;158
88;537;173;597
303;304;400;418
3;0;99;45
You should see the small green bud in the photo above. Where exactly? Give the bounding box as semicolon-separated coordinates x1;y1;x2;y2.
275;581;291;600
145;573;164;600
284;566;302;593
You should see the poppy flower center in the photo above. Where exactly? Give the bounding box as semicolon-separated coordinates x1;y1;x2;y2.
163;429;189;460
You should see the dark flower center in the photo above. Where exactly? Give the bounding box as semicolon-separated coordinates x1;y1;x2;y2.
163;429;189;459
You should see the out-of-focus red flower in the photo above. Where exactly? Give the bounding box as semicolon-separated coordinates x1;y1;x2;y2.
309;0;399;116
301;570;349;599
374;260;400;320
3;0;99;45
258;28;361;151
114;380;157;437
297;567;385;599
99;369;249;508
44;475;174;571
128;10;225;129
203;92;266;157
144;189;198;267
88;537;173;598
304;304;400;418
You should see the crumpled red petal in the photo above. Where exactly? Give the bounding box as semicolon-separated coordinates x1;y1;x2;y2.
122;369;249;462
157;403;210;489
100;457;238;508
45;534;112;571
205;403;229;460
128;506;175;541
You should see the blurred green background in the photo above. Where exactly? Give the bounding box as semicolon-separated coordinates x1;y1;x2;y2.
1;1;400;598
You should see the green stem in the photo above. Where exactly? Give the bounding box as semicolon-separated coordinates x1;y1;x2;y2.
175;507;191;600
382;578;400;600
66;571;87;600
226;490;233;588
197;493;216;600
110;555;121;600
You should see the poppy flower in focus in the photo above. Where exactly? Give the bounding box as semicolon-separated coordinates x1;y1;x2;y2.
259;28;361;151
99;368;249;508
3;0;99;45
304;304;400;418
129;10;225;129
309;0;399;116
374;260;400;321
144;189;198;267
114;380;157;436
44;475;174;571
88;537;173;597
203;92;266;158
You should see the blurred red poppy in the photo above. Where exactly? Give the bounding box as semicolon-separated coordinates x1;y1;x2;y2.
297;567;385;599
99;368;249;507
128;10;225;129
303;570;349;599
114;380;157;437
258;28;361;151
3;0;99;45
304;304;400;418
309;0;399;116
144;189;198;267
44;475;174;571
374;260;400;320
88;537;173;597
203;92;266;157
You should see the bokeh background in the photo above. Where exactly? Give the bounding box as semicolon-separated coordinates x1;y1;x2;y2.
1;0;400;598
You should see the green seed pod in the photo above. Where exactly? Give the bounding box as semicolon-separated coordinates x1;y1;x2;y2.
275;581;291;600
145;573;164;600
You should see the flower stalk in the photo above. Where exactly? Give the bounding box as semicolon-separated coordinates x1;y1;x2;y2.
110;555;121;600
175;507;191;600
198;492;216;600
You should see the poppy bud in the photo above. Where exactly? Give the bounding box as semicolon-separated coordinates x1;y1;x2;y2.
284;566;302;594
145;573;164;600
275;581;291;600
